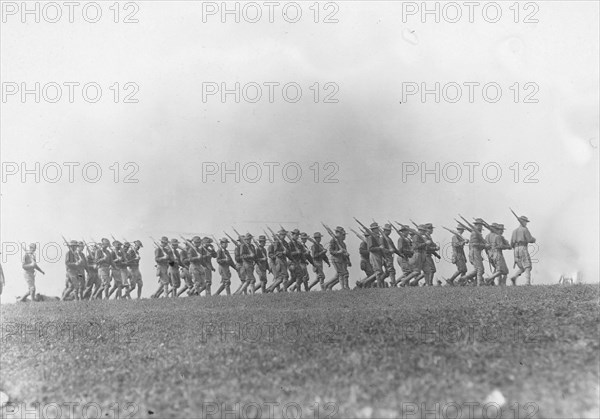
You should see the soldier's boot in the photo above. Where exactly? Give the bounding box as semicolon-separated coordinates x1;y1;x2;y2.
524;269;532;285
509;276;517;286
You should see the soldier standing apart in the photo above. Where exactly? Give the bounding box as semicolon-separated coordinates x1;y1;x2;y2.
423;224;440;286
463;219;489;286
216;238;235;295
326;226;351;290
200;237;217;296
127;240;144;298
509;215;536;285
394;225;414;286
21;243;44;302
254;236;269;293
366;223;385;288
65;240;83;300
447;225;468;286
93;239;113;299
486;224;512;286
153;236;172;298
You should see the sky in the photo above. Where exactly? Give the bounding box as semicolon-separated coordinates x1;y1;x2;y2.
1;1;598;301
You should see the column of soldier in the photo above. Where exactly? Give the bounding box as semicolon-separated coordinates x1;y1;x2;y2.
17;210;536;302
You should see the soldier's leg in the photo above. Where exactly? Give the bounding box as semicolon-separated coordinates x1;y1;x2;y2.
385;255;396;287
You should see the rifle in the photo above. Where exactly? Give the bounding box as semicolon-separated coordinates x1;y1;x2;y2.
224;232;240;247
509;207;521;223
148;236;161;248
321;223;349;261
454;219;472;233
350;228;367;243
443;226;462;237
458;214;475;231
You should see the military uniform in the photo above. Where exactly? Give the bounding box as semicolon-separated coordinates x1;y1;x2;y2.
268;232;290;290
254;237;269;292
240;235;256;294
309;232;329;291
510;216;536;285
200;238;217;295
366;223;385;287
127;241;144;297
328;227;350;290
288;230;305;292
22;249;38;299
216;238;235;295
65;241;82;299
155;238;172;286
381;225;397;286
396;227;413;277
423;224;439;286
451;231;468;274
187;237;205;294
465;219;488;286
95;240;114;298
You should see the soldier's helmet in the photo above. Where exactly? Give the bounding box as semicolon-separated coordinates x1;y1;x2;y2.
68;240;79;247
369;222;379;230
245;233;253;240
101;238;110;245
518;216;530;223
496;224;505;230
123;241;131;247
300;232;308;238
417;225;427;231
112;240;122;246
258;235;266;242
473;218;485;225
192;236;202;243
425;223;434;229
170;238;179;246
335;226;346;234
399;224;410;231
313;232;322;238
278;229;287;235
456;225;465;230
220;238;229;244
203;237;213;243
383;224;392;231
291;229;300;235
160;236;169;244
134;240;143;247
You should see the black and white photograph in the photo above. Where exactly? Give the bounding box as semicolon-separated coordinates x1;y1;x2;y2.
0;1;599;418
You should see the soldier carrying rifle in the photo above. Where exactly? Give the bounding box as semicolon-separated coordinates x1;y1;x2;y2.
509;211;536;286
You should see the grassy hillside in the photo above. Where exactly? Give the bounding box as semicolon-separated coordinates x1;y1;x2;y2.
1;285;598;418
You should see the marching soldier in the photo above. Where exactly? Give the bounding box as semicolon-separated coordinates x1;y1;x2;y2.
399;226;427;286
216;238;235;295
462;219;489;286
366;223;385;288
108;241;126;299
233;235;245;287
187;236;204;296
83;242;100;299
298;233;313;291
65;240;83;300
254;235;269;293
267;229;290;292
168;239;182;297
200;237;217;296
509;215;536;285
486;224;512;286
447;225;468;286
423;223;440;287
21;243;44;302
381;224;398;287
76;242;88;297
325;226;351;290
93;238;114;299
127;240;144;298
308;232;330;290
176;240;194;297
287;229;304;292
152;236;173;298
238;233;256;294
394;225;414;286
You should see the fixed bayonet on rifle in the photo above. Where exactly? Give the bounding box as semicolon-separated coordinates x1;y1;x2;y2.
350;228;366;243
458;214;475;230
454;219;472;233
224;232;240;247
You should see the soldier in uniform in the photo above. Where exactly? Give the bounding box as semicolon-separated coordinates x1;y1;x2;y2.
236;233;256;294
254;235;269;293
216;238;235;295
356;232;376;288
381;224;398;287
298;233;313;291
64;240;83;300
268;229;290;292
462;219;489;286
83;242;100;299
76;242;88;298
399;226;427;286
152;236;173;298
233;236;244;288
93;238;114;299
484;224;498;277
447;225;468;286
187;236;204;296
486;224;512;286
366;223;385;288
308;232;330;290
127;240;144;298
21;243;43;302
423;223;440;286
167;239;182;297
394;225;414;286
287;229;305;292
107;240;127;299
509;215;536;286
326;226;351;290
200;237;217;296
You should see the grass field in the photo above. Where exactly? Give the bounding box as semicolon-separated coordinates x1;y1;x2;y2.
1;285;598;419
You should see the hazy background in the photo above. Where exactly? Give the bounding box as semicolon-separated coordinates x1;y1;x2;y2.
1;1;598;301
